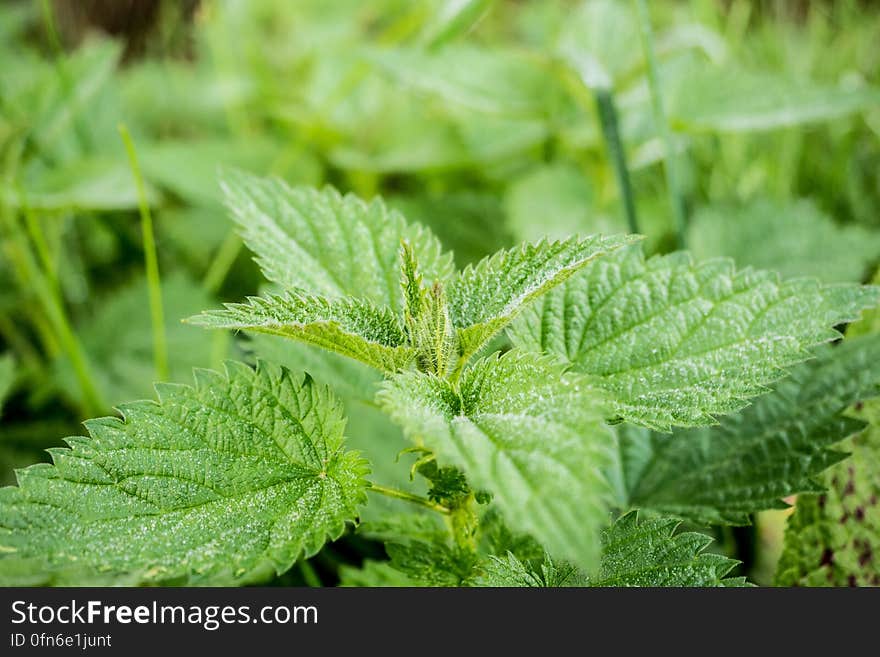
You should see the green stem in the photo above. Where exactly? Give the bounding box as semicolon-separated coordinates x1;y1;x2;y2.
367;483;451;514
202;229;242;294
555;62;639;235
209;331;230;371
634;0;687;248
594;89;639;234
119;124;168;381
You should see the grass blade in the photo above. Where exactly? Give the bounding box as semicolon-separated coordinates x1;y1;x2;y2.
119;124;168;381
635;0;687;247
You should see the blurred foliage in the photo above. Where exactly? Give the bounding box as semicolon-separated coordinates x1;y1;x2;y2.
1;0;879;584
775;415;880;587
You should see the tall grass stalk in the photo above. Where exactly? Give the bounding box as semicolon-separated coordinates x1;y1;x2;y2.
119;124;169;381
635;0;687;247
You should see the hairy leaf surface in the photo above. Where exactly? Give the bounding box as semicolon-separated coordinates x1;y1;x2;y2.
0;362;368;585
246;334;412;521
449;235;638;362
379;350;613;571
618;335;880;524
511;247;879;429
475;552;578;587
221;170;454;313
340;515;469;587
189;293;414;372
589;513;747;586
382;539;480;587
475;513;746;587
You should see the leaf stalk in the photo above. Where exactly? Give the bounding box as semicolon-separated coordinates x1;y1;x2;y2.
367;483;451;515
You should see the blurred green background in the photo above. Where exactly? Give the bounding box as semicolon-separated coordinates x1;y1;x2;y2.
1;0;878;585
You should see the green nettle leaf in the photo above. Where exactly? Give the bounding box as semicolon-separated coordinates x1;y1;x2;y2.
188;293;415;372
207;173;634;376
478;507;546;564
352;511;554;588
775;404;880;587
618;334;880;524
474;513;747;587
340;515;480;587
0;362;368;586
245;334;413;518
379;350;613;572
220;170;455;313
382;539;480;586
449;234;639;364
414;284;457;376
688;198;880;283
510;247;880;429
474;552;579;587
588;512;748;587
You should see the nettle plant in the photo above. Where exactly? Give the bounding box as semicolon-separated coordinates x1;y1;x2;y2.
1;171;878;587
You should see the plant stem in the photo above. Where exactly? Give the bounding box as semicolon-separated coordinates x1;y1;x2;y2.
367;483;450;514
209;331;230;371
555;62;639;235
634;0;687;248
119;124;168;381
594;88;639;234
